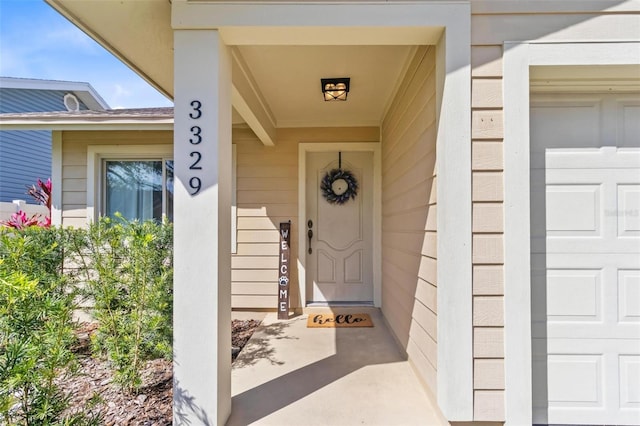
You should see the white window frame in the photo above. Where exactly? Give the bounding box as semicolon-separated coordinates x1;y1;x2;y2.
103;158;173;221
87;144;173;223
87;143;238;252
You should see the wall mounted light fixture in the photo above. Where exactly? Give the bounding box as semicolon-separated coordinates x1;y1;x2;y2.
321;78;350;101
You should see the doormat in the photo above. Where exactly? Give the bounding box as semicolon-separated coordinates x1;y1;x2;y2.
307;313;374;328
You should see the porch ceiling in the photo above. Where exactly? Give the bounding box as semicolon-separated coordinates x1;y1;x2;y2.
45;0;423;130
236;45;415;128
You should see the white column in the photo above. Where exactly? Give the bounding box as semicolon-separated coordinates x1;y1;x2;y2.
436;8;474;421
173;29;232;425
51;131;63;226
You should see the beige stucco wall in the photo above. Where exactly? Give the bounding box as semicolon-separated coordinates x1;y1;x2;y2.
380;46;438;395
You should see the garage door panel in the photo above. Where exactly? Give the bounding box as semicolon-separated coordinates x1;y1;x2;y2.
547;354;603;407
530;100;601;150
619;102;640;147
531;166;640;255
619;270;640;323
532;256;639;340
620;354;640;409
535;146;640;170
618;184;640;237
531;93;640;425
532;339;639;425
547;269;600;319
546;184;601;234
540;253;639;269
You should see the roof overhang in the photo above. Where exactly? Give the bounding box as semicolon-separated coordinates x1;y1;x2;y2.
0;120;173;131
0;77;110;110
45;0;174;101
43;0;452;147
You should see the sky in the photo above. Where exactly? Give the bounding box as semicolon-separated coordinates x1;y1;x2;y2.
0;0;173;109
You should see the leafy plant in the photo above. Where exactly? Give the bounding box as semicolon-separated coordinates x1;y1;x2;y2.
0;227;84;425
71;214;173;393
26;178;52;215
1;178;52;229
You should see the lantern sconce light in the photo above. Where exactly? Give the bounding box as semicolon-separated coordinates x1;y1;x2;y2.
321;77;350;101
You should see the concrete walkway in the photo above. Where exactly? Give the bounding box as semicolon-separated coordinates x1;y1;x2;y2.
228;308;447;426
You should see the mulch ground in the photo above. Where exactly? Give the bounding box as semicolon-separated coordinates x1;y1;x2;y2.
57;319;261;425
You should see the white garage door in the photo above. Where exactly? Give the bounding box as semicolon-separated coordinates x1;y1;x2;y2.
531;93;640;425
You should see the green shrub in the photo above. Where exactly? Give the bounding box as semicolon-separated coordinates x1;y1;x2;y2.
0;227;83;425
72;215;173;393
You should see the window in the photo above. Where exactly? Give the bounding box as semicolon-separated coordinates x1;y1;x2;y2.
104;159;173;222
87;144;173;223
87;144;235;250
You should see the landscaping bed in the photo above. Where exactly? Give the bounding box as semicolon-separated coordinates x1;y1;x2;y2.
56;319;261;425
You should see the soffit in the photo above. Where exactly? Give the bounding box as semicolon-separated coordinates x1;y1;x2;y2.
46;1;427;128
237;45;414;128
46;0;174;99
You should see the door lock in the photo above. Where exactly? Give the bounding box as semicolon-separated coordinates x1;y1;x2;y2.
307;220;313;254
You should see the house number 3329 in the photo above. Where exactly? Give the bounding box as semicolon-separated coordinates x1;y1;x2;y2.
187;100;203;195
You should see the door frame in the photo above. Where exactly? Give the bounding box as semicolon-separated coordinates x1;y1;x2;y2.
503;41;640;425
298;142;382;307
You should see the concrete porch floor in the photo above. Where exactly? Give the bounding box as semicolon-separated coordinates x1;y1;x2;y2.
228;308;447;426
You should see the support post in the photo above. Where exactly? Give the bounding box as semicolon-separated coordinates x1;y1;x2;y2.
173;29;232;425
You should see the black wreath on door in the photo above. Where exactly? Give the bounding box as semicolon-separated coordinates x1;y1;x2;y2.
320;168;359;205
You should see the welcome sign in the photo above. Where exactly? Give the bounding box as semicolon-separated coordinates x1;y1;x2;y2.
277;221;291;320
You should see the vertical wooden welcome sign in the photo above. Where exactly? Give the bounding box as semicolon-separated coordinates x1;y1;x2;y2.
277;221;291;319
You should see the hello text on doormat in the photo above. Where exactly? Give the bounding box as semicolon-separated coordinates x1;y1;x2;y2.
307;313;374;328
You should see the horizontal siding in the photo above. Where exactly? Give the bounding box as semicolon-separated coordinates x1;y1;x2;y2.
0;88;89;114
381;46;439;396
234;126;378;310
0;130;52;203
233;128;297;310
0;87;87;203
471;41;505;421
60;130;173;225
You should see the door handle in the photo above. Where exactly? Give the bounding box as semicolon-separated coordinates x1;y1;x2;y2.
307;229;313;254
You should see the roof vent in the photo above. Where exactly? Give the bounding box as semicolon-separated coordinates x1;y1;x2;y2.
63;93;80;112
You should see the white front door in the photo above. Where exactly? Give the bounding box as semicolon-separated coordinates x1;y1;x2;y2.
531;93;640;425
306;151;373;303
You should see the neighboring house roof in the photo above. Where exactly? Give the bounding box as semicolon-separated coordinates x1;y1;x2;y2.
0;77;112;203
0;107;252;130
0;77;110;111
0;107;174;130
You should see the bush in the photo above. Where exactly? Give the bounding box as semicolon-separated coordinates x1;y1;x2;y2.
0;227;83;425
72;215;173;393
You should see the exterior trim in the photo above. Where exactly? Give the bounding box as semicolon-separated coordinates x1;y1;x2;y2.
503;40;640;426
0;122;173;131
86;144;173;223
435;16;473;422
232;144;237;254
172;29;233;425
471;0;640;14
51;131;63;226
298;142;382;308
